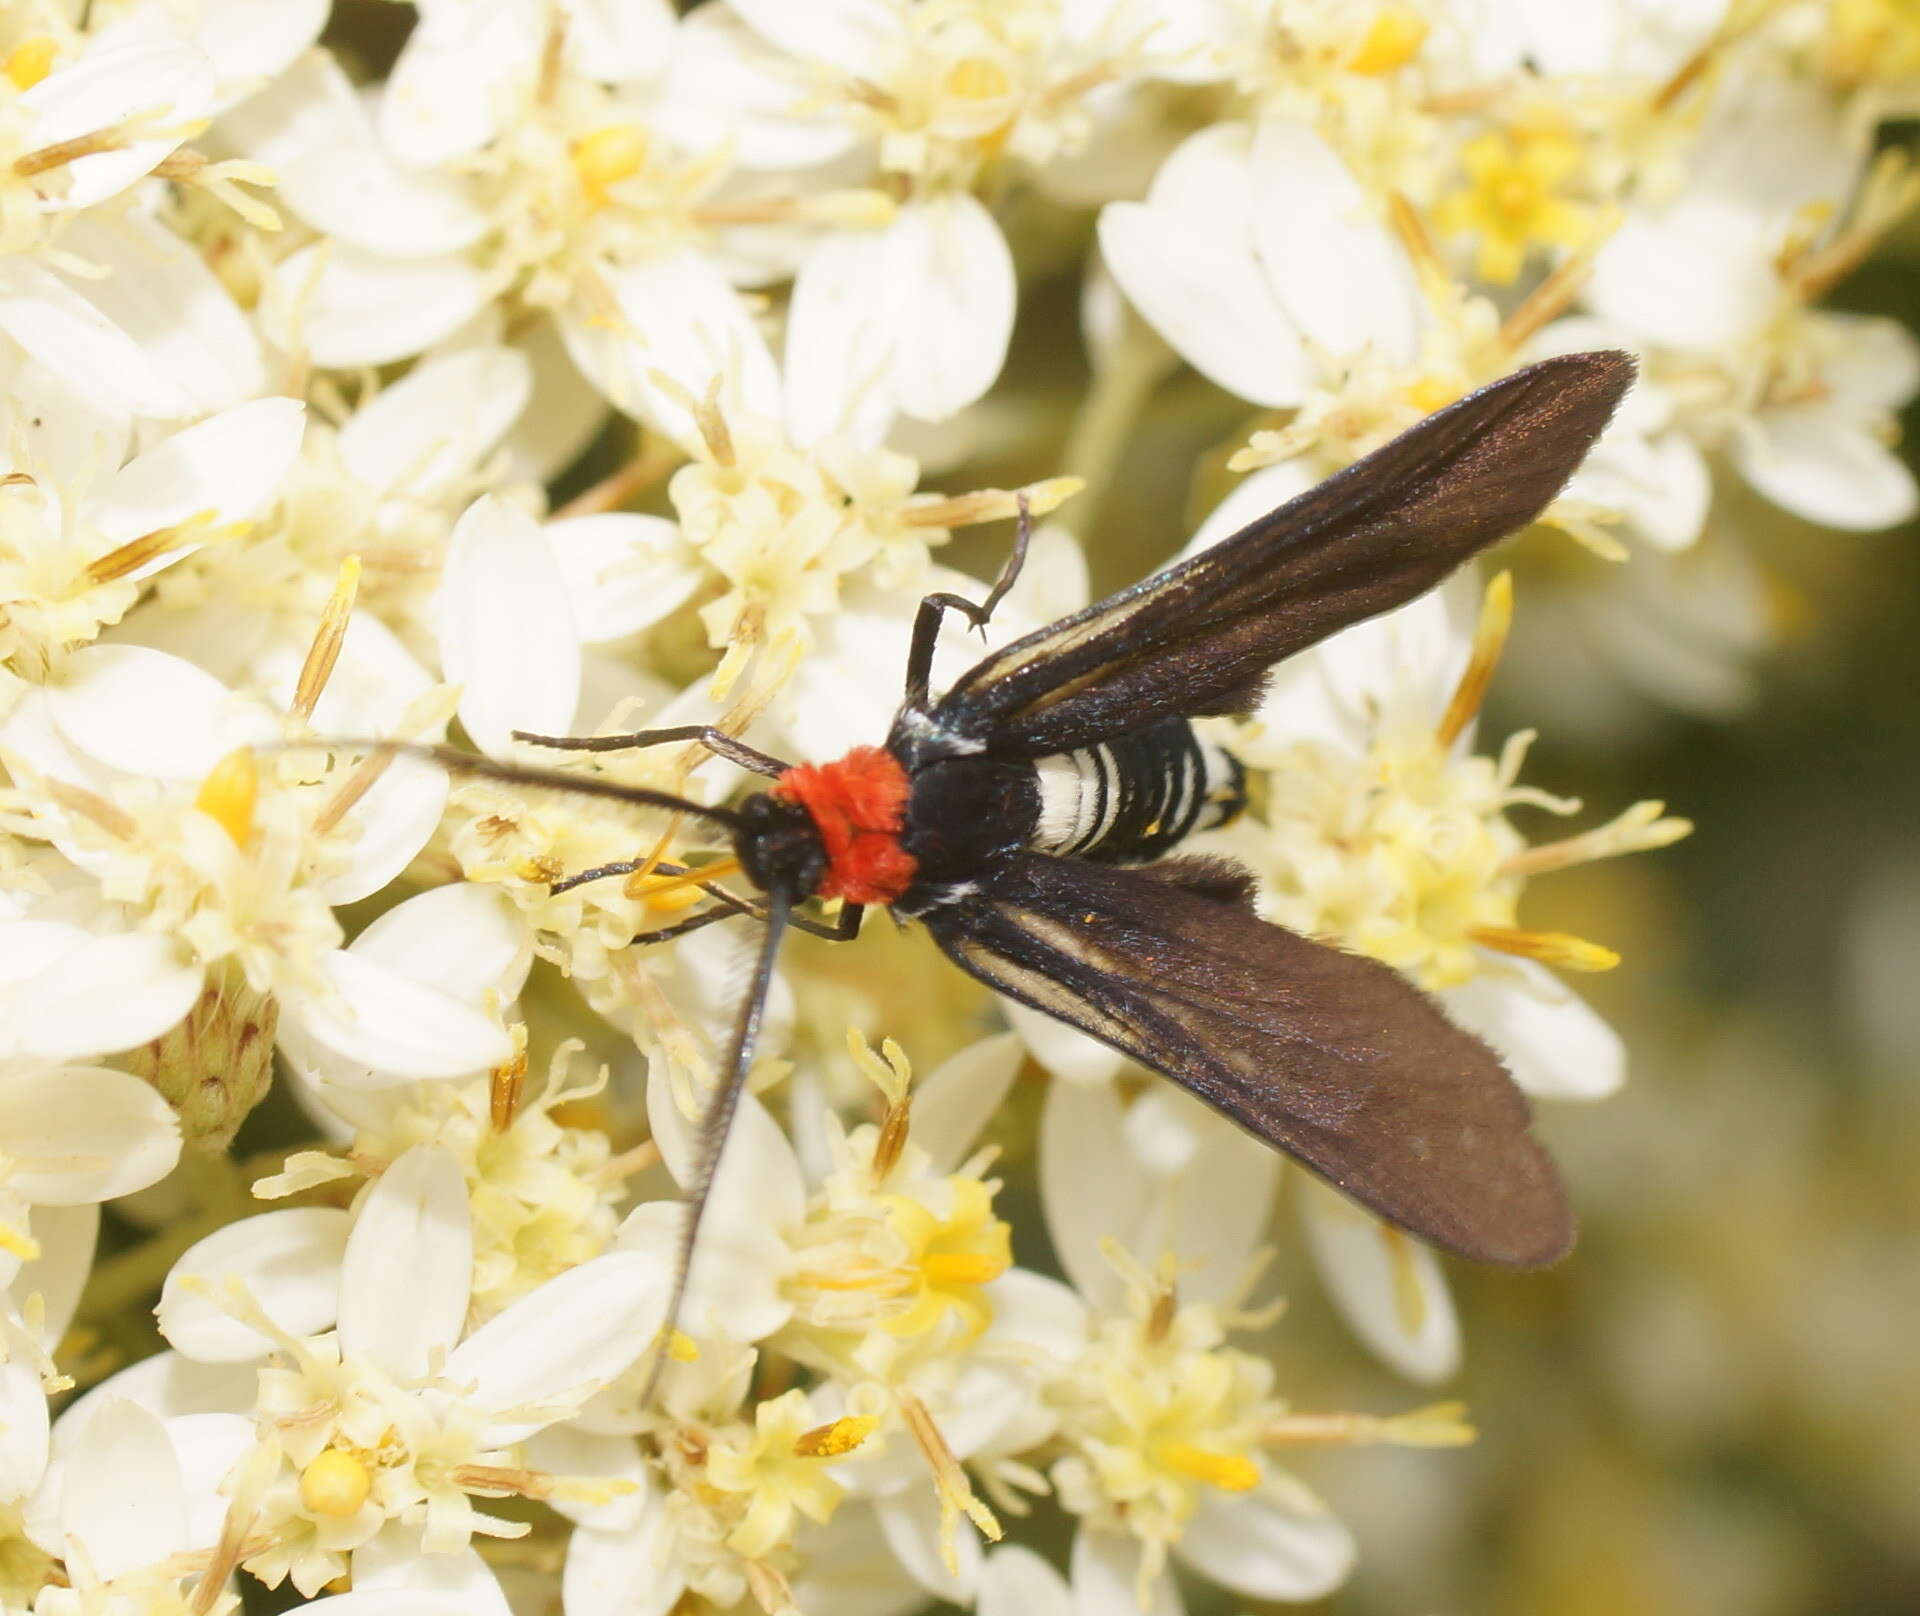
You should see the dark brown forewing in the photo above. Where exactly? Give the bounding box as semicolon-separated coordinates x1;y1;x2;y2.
932;351;1633;759
922;853;1574;1267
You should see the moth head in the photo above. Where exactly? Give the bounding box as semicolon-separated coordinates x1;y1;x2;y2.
733;791;830;900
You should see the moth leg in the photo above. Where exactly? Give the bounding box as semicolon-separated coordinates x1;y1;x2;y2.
512;725;789;779
903;492;1033;704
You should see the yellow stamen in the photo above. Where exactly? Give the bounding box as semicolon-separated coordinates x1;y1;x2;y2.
921;1251;1008;1287
619;820;682;903
0;1222;41;1262
902;476;1084;529
299;1449;371;1517
1505;800;1693;875
1403;374;1464;415
899;1392;1000;1574
195;749;259;850
4;36;58;90
489;1041;528;1133
667;1329;700;1363
1469;924;1620;972
292;555;361;721
1268;1401;1475;1448
793;1415;879;1459
13;128;123;178
571;123;649;209
82;511;227;586
1160;1442;1260;1492
632;855;742;903
1349;7;1429;74
1436;571;1513;749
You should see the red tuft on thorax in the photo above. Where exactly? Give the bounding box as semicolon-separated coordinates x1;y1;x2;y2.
771;745;919;906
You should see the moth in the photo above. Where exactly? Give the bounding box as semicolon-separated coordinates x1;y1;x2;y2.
419;349;1633;1353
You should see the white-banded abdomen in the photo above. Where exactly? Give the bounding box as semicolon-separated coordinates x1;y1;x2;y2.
1028;718;1245;864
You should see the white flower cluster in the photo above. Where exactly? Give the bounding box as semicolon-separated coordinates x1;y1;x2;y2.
0;0;1907;1611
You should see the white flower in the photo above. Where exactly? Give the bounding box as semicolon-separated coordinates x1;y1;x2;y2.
154;1143;668;1595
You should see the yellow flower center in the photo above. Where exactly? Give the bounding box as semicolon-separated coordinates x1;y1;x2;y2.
3;36;57;90
300;1448;372;1517
1157;1441;1260;1492
1348;7;1429;75
945;55;1011;101
1827;0;1920;82
1434;124;1592;284
195;748;259;850
570;124;649;210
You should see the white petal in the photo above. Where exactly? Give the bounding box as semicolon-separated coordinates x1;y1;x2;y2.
54;1351;253;1429
179;0;328;99
279;948;514;1081
339;1146;473;1379
14;1203;98;1346
543;513;702;641
52;213;265;416
579;251;782;446
655;9;857;170
563;0;677;81
1586;199;1776;352
1099;195;1310;405
350;1535;513;1614
447;1252;667;1441
157;1206;350;1360
1820;313;1920;411
0;1064;181;1204
22;36;214;208
380;2;542;166
46;644;274;779
338;347;531;495
911;1032;1023;1175
438;495;581;756
1441;959;1626;1100
164;1411;255;1551
500;319;610;485
616;1197;792;1344
562;1512;685;1616
890;195;1016;422
1121;1086;1279;1303
319;754;449;907
1038;1078;1145;1309
977;1545;1072;1616
59;1398;186;1578
1250;117;1419;365
1565;427;1710;553
265;242;493;368
1298;1178;1460;1383
83;397;306;553
8;933;202;1061
1175;1487;1355;1602
522;1426;648;1530
0;259;196;420
647;1081;805;1228
0;1348;48;1502
1733;404;1920;531
727;0;902;74
349;884;533;1008
876;1484;980;1603
1070;1530;1185;1616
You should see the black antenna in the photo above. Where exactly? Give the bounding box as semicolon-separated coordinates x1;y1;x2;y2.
641;878;795;1403
288;739;749;832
